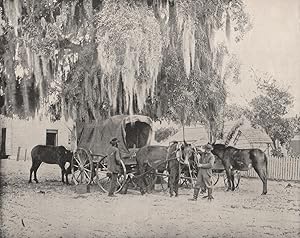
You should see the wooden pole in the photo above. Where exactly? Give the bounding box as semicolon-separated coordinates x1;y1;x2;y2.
16;146;21;161
182;107;185;141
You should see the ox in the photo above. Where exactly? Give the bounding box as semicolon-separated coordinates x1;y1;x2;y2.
28;145;73;184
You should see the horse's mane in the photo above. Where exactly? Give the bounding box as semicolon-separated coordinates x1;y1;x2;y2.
169;142;178;150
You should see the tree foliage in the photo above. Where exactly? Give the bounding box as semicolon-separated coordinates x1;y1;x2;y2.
224;103;247;121
247;77;295;148
0;0;251;140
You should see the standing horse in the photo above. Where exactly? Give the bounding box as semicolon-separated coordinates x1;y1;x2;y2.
211;144;268;195
135;142;181;197
29;145;73;184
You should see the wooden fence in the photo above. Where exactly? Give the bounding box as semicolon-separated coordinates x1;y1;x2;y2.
241;156;300;181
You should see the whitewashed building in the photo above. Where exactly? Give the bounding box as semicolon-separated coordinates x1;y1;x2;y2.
0;115;75;160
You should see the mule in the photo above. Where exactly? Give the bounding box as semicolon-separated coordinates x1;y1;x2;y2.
211;144;268;195
135;142;181;197
29;145;73;184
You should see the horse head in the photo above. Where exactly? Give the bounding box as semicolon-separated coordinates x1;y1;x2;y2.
181;143;196;165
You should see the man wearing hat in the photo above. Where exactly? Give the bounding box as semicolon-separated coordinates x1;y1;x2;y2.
107;137;122;197
189;143;215;201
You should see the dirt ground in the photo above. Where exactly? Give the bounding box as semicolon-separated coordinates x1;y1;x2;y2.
0;159;299;238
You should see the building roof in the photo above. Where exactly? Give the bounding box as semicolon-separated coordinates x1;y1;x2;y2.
162;120;272;147
219;119;272;144
291;134;300;141
240;128;272;144
162;125;209;146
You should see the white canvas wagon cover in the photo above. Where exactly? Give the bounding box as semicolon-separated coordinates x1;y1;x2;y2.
76;115;153;159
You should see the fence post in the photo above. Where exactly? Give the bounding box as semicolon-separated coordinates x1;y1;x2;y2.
24;149;27;161
16;147;21;161
295;160;300;180
290;157;293;180
269;156;272;180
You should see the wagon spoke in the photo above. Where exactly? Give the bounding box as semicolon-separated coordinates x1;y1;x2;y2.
84;168;92;173
116;180;122;186
76;171;82;181
74;157;82;166
83;163;91;168
99;160;107;167
117;176;124;186
83;170;91;180
98;163;107;170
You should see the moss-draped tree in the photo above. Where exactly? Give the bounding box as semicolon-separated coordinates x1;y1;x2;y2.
0;0;250;141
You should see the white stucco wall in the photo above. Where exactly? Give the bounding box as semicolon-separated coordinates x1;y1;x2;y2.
1;115;75;160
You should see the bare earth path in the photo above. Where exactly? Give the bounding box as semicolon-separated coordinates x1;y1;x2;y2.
1;160;299;238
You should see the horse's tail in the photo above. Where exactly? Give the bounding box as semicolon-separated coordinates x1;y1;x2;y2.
264;152;268;178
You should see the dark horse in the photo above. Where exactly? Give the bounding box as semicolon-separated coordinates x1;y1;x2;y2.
135;142;181;197
29;145;73;184
212;144;268;195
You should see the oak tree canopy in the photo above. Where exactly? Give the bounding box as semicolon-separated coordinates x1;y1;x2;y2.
0;0;250;140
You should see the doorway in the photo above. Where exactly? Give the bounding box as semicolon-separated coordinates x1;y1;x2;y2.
46;129;58;146
0;128;7;159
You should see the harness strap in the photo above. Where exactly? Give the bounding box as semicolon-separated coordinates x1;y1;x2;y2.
134;157;179;179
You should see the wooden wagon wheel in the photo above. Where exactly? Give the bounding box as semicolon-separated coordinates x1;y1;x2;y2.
223;170;241;189
156;171;169;192
211;173;220;186
179;166;220;188
71;148;94;185
144;168;158;192
95;156;127;193
179;162;197;188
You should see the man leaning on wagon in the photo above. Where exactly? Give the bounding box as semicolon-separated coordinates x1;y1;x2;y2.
107;137;122;197
189;143;215;201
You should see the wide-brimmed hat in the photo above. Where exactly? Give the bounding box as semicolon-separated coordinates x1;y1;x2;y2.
203;144;213;151
110;137;120;144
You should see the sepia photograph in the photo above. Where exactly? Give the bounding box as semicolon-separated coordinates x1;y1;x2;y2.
0;0;299;237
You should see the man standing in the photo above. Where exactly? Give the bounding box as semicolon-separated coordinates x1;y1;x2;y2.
189;143;215;201
107;137;122;197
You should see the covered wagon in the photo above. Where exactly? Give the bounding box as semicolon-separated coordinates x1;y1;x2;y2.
71;115;153;192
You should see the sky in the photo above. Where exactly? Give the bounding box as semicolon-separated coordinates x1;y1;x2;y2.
227;0;300;116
